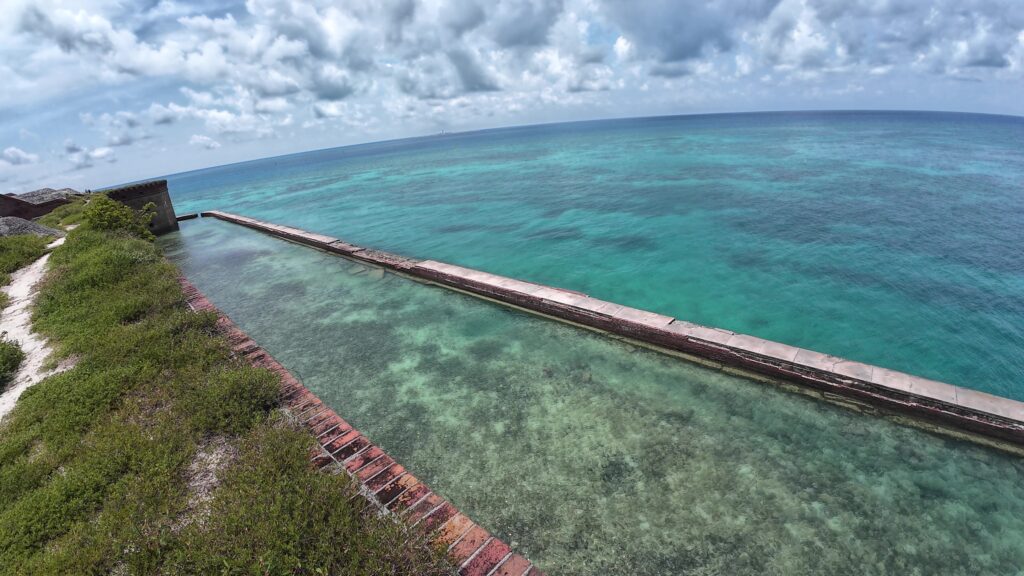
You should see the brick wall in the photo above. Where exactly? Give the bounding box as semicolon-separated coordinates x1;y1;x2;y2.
106;180;179;235
0;195;70;220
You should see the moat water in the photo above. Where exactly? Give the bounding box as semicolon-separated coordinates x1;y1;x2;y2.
166;111;1024;399
163;218;1024;576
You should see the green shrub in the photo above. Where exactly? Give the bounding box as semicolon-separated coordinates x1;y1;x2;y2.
0;336;23;389
81;195;155;240
173;423;451;576
186;367;280;435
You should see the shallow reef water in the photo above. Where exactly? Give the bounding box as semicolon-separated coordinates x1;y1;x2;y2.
166;111;1024;399
164;218;1024;576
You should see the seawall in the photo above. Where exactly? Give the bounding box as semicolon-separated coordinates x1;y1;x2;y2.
196;210;1024;451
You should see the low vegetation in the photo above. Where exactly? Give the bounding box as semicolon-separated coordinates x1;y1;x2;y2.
0;201;450;574
36;197;87;229
79;194;156;240
0;234;51;309
0;336;23;390
0;234;50;288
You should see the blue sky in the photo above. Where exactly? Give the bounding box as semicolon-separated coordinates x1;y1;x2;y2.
2;0;1022;193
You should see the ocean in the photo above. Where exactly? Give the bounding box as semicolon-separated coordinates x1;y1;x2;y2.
166;110;1024;399
164;216;1024;575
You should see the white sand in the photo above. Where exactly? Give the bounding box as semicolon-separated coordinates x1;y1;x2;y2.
0;236;68;423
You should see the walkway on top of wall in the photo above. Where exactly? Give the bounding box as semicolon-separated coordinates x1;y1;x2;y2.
194;209;1024;452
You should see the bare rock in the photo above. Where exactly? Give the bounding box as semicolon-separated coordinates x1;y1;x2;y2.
0;217;62;238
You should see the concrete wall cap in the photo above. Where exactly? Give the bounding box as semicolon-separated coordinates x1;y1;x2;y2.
726;333;768;355
793;348;840;372
832;360;875;382
955;387;1024;421
683;324;736;345
759;340;802;362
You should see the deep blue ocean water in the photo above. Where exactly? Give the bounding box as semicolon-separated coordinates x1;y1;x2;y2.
166;111;1024;398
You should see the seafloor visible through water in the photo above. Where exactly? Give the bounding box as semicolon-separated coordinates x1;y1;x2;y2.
165;111;1024;399
163;218;1024;576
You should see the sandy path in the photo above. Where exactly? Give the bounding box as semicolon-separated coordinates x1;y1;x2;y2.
0;236;67;422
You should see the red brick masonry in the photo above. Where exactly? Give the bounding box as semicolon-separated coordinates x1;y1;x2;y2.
179;277;544;576
197;210;1024;449
0;194;70;220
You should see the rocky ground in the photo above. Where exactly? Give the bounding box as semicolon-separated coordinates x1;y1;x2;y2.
0;217;63;238
9;187;81;204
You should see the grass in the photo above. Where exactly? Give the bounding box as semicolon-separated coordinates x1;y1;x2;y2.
0;218;451;574
1;234;51;310
0;337;24;390
1;234;50;288
36;198;87;230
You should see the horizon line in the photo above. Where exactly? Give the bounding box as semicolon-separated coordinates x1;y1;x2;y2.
98;107;1023;191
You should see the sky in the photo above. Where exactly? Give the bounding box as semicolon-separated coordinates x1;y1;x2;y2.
1;0;1022;194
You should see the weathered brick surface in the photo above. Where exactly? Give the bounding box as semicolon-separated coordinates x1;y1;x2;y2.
310;414;344;438
388;482;430;513
345;445;384;473
299;403;326;422
355;455;395;483
460;538;512;576
492;554;534;576
433;513;474;548
178;275;541;574
406;492;446;525
378;473;421;507
366;464;405;493
323;429;360;454
334;436;370;461
418;501;458;534
449;527;491;565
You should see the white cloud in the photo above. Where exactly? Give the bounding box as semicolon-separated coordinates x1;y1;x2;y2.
613;36;633;60
1;0;1022;190
63;139;116;169
1;146;39;165
188;134;221;149
146;103;177;124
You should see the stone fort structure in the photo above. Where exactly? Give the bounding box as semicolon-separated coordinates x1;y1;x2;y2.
2;180;179;236
105;179;179;235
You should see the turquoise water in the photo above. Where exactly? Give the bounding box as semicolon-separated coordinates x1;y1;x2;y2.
162;218;1024;576
165;111;1024;399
